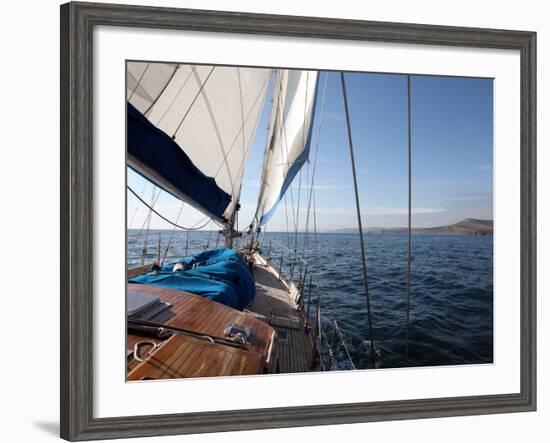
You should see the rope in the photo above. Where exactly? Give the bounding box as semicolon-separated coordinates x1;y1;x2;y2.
127;185;215;231
405;75;413;359
133;340;160;362
128;318;248;349
340;72;376;354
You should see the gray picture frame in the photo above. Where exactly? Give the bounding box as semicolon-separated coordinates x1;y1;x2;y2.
60;1;537;441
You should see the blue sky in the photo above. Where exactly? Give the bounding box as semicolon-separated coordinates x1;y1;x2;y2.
128;70;493;231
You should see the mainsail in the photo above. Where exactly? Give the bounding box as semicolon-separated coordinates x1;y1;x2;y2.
253;70;319;226
127;62;271;222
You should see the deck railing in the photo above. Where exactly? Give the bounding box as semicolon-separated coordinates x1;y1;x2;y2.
259;238;357;371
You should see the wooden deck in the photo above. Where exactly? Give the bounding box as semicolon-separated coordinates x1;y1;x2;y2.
127;252;319;380
245;254;319;374
129;334;265;380
127;284;276;377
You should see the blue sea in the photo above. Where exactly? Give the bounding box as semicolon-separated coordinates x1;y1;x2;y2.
128;230;493;370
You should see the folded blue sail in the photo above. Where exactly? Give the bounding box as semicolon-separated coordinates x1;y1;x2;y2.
127;102;231;220
128;248;255;310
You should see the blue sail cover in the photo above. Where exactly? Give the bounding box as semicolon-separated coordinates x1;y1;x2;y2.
128;248;255;310
127;102;232;219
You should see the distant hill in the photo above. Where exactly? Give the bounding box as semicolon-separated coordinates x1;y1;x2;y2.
330;218;493;235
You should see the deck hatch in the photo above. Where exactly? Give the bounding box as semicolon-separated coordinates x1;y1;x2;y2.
127;290;171;319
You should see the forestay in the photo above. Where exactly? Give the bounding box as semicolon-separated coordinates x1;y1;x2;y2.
127;62;272;221
254;70;318;226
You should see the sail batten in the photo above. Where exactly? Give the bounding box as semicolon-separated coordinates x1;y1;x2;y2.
254;70;319;226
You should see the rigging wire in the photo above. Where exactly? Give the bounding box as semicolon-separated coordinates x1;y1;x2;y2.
171;66;216;138
143;64;180;117
206;219;214;249
302;71;328;255
304;161;311;250
155;66;195;126
405;75;413;360
272;71;298;234
226;70;272;234
284;194;291;249
292;72;310;254
128;179;148;229
340;72;376;354
213;70;272;182
127;185;216;231
161;201;185;265
128;186;161;259
312;188;319;253
293;169;303;253
128;63;150;102
141;186;159;264
252;71;277;227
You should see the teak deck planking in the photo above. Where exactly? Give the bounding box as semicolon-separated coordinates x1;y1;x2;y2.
128;334;265;380
127;283;275;375
127;253;319;380
247;257;318;374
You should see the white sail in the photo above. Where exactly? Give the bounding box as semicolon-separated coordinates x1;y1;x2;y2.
127;62;179;115
127;62;272;220
254;70;318;226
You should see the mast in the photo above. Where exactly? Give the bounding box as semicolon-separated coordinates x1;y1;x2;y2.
253;70;281;230
252;70;319;229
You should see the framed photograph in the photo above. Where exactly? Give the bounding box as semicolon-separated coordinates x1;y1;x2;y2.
60;1;536;440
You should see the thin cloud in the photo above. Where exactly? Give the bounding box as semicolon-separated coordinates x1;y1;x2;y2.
367;207;444;215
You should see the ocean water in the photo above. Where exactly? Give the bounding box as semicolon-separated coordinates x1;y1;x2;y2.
128;230;493;370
